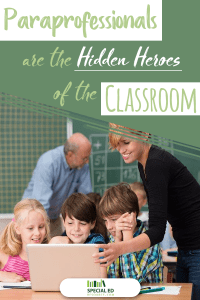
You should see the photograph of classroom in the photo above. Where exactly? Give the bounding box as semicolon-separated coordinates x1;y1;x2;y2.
0;100;199;299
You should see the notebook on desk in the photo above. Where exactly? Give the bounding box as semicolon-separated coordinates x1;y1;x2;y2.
27;244;101;291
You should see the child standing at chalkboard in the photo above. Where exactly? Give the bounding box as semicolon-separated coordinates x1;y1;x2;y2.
99;183;163;282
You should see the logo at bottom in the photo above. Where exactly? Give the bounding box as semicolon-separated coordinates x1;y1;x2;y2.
60;278;141;297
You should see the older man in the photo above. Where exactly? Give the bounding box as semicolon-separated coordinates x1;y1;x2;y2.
22;133;92;236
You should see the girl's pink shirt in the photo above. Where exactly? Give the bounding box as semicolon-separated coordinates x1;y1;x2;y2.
0;255;30;281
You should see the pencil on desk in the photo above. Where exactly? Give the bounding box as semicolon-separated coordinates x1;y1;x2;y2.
140;287;165;294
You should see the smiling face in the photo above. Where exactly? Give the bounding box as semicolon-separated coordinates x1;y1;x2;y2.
116;138;146;165
64;215;95;244
109;123;151;167
102;215;121;237
16;210;46;247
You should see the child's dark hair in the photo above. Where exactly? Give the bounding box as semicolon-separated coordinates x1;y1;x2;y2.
99;182;139;218
87;192;108;240
87;192;102;206
61;193;96;224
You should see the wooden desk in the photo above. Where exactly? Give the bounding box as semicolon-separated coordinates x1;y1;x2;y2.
138;283;192;300
162;254;177;282
0;283;192;300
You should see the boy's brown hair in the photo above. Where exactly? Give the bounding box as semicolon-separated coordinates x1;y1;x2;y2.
61;193;96;224
87;192;102;206
99;183;139;218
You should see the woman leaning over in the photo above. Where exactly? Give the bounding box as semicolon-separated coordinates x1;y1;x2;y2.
94;123;200;300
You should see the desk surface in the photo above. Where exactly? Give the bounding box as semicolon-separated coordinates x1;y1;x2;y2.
0;283;192;300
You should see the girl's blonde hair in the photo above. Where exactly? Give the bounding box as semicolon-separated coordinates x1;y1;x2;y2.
0;199;50;256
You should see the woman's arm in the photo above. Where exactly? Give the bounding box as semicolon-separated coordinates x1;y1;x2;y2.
93;233;151;267
139;159;169;246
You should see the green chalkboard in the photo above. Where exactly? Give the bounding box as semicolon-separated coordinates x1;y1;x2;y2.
0;101;67;213
0;105;199;214
74;120;200;199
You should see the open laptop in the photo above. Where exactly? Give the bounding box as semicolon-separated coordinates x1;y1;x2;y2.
27;244;102;291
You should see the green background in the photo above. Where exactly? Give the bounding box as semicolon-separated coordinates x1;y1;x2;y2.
0;0;200;212
0;0;200;147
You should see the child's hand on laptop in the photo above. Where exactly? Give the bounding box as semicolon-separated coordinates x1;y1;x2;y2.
0;271;26;282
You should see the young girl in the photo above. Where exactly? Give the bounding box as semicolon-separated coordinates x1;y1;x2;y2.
0;199;50;282
50;193;105;245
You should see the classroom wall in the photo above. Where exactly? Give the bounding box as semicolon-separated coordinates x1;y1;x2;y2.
0;103;67;213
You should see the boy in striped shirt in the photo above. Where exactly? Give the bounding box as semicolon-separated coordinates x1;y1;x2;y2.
99;183;163;282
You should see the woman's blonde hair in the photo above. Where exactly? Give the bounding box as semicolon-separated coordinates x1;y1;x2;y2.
0;199;50;256
109;123;150;150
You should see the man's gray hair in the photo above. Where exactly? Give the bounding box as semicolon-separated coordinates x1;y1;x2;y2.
64;140;79;155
